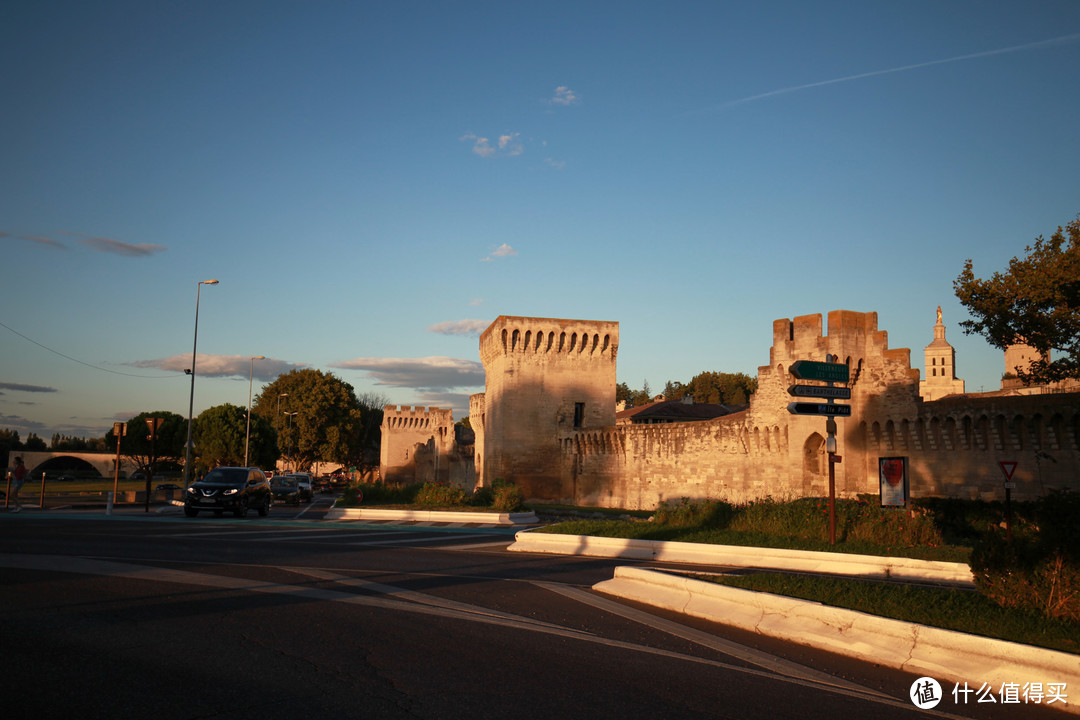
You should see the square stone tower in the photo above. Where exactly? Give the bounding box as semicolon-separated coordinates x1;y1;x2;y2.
920;306;965;401
477;315;618;499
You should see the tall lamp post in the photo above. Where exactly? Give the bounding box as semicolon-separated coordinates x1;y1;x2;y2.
183;279;218;488
283;411;298;472
244;355;266;467
275;393;288;474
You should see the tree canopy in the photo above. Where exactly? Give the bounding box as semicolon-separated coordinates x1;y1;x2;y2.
193;403;277;472
954;214;1080;384
620;371;757;408
105;411;187;473
251;369;367;470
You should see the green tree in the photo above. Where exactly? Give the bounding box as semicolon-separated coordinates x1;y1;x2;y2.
252;369;365;470
616;382;634;405
355;391;389;468
0;429;21;469
23;433;47;451
105;412;187;474
192;403;277;472
682;371;757;405
955;214;1080;384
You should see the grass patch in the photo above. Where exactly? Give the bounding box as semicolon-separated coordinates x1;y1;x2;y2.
705;572;1079;655
335;480;527;513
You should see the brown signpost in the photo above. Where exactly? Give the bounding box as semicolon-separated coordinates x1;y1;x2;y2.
787;356;851;544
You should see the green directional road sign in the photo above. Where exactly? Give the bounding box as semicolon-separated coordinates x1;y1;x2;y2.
788;384;852;400
789;360;849;383
787;402;852;417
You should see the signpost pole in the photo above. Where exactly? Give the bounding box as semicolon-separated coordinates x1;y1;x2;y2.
999;461;1018;544
788;355;850;546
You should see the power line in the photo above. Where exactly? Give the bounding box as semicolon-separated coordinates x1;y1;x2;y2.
0;319;177;379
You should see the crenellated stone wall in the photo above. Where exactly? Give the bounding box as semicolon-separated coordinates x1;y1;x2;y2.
380;406;461;486
548;310;1078;509
477;315;618;499
381;310;1079;509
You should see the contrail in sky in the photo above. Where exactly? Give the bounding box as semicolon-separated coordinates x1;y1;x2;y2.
719;32;1080;109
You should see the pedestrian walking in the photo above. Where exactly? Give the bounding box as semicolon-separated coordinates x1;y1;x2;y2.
9;457;27;512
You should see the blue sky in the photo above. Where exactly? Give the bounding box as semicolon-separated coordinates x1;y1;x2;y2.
2;0;1079;441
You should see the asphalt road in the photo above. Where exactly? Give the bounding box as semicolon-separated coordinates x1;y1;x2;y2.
0;509;1065;720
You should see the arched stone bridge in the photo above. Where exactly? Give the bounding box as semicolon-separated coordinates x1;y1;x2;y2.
10;451;139;479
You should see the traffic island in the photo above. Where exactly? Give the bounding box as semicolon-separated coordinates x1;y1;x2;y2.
325;507;539;525
594;566;1080;715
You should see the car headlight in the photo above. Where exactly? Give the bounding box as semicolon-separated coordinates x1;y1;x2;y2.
223;488;239;495
186;487;196;495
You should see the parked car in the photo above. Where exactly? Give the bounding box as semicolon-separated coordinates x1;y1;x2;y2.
286;473;314;502
271;476;302;505
155;482;181;492
184;467;271;518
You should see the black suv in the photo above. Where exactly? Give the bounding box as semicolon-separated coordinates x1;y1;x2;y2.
184;467;272;518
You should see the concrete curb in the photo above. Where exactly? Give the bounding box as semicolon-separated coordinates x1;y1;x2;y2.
594;566;1079;715
507;530;974;586
325;507;538;525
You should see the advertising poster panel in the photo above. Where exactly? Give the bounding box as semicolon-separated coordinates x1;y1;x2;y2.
879;456;908;507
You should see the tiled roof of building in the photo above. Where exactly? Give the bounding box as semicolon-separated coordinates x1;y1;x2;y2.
615;399;746;423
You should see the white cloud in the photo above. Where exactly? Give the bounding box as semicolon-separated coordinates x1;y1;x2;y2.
550;86;580;106
482;243;517;261
498;132;523;156
462;132;523;158
427;319;492;336
544;158;566;170
331;356;484;391
461;133;497;157
131;354;303;381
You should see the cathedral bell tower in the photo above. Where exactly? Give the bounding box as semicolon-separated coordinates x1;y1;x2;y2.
920;306;965;401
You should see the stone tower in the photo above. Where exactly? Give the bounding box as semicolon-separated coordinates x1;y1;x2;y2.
920;306;965;401
380;406;455;485
476;315;618;499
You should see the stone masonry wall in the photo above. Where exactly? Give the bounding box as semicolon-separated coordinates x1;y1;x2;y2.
557;310;1079;509
478;315;618;499
380;406;457;486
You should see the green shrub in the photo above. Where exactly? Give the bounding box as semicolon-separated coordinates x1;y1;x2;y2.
728;496;826;539
840;501;945;548
970;490;1080;621
414;481;467;507
653;498;734;528
492;483;525;512
470;485;494;507
355;482;421;504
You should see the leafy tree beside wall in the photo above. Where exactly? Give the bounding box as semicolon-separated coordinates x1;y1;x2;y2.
955;213;1080;384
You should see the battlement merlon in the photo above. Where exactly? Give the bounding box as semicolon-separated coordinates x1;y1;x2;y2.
381;406;455;429
770;310;899;365
479;315;619;364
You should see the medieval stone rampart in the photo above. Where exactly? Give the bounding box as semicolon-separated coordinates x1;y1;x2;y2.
478;315;618;499
380;310;1078;510
380;406;462;486
554;310;1079;509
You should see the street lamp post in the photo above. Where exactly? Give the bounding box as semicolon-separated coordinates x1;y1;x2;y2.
275;393;288;474
183;279;218;489
244;356;266;467
283;411;298;472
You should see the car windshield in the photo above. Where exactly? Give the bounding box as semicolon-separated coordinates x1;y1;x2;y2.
203;468;248;485
273;479;297;487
